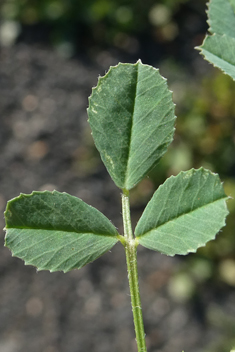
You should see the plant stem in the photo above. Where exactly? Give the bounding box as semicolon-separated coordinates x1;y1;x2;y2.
122;189;147;352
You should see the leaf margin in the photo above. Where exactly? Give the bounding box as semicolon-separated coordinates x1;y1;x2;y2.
135;168;230;256
4;190;121;273
87;60;176;191
196;0;235;80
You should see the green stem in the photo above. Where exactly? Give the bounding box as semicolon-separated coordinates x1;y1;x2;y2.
122;189;147;352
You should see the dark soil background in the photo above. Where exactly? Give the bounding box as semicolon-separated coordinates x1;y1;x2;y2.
0;1;235;352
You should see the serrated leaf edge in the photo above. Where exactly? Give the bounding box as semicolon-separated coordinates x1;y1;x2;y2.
6;232;119;273
87;60;176;190
4;190;119;236
135;167;230;255
4;190;123;272
196;33;235;81
136;197;229;256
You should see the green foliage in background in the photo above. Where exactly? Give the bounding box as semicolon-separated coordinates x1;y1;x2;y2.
1;0;190;50
198;0;235;80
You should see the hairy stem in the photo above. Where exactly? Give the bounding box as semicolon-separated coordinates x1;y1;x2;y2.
122;189;147;352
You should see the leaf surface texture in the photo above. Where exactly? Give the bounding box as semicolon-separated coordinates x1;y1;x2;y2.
135;168;228;256
5;191;119;272
198;0;235;80
88;61;176;190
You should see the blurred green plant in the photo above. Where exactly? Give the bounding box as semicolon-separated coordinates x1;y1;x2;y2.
0;0;191;51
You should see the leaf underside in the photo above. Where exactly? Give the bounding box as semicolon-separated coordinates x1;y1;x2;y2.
5;191;119;272
135;168;229;256
88;60;176;190
198;0;235;80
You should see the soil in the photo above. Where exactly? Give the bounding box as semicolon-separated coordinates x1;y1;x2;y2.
0;44;234;352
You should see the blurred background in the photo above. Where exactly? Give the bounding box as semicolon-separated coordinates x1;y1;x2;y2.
0;0;235;351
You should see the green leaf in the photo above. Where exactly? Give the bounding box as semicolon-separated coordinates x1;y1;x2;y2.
207;0;235;37
87;60;176;190
199;34;235;80
4;191;119;272
197;0;235;80
135;168;229;256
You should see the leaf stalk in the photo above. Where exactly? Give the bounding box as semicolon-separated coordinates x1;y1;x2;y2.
122;190;147;352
